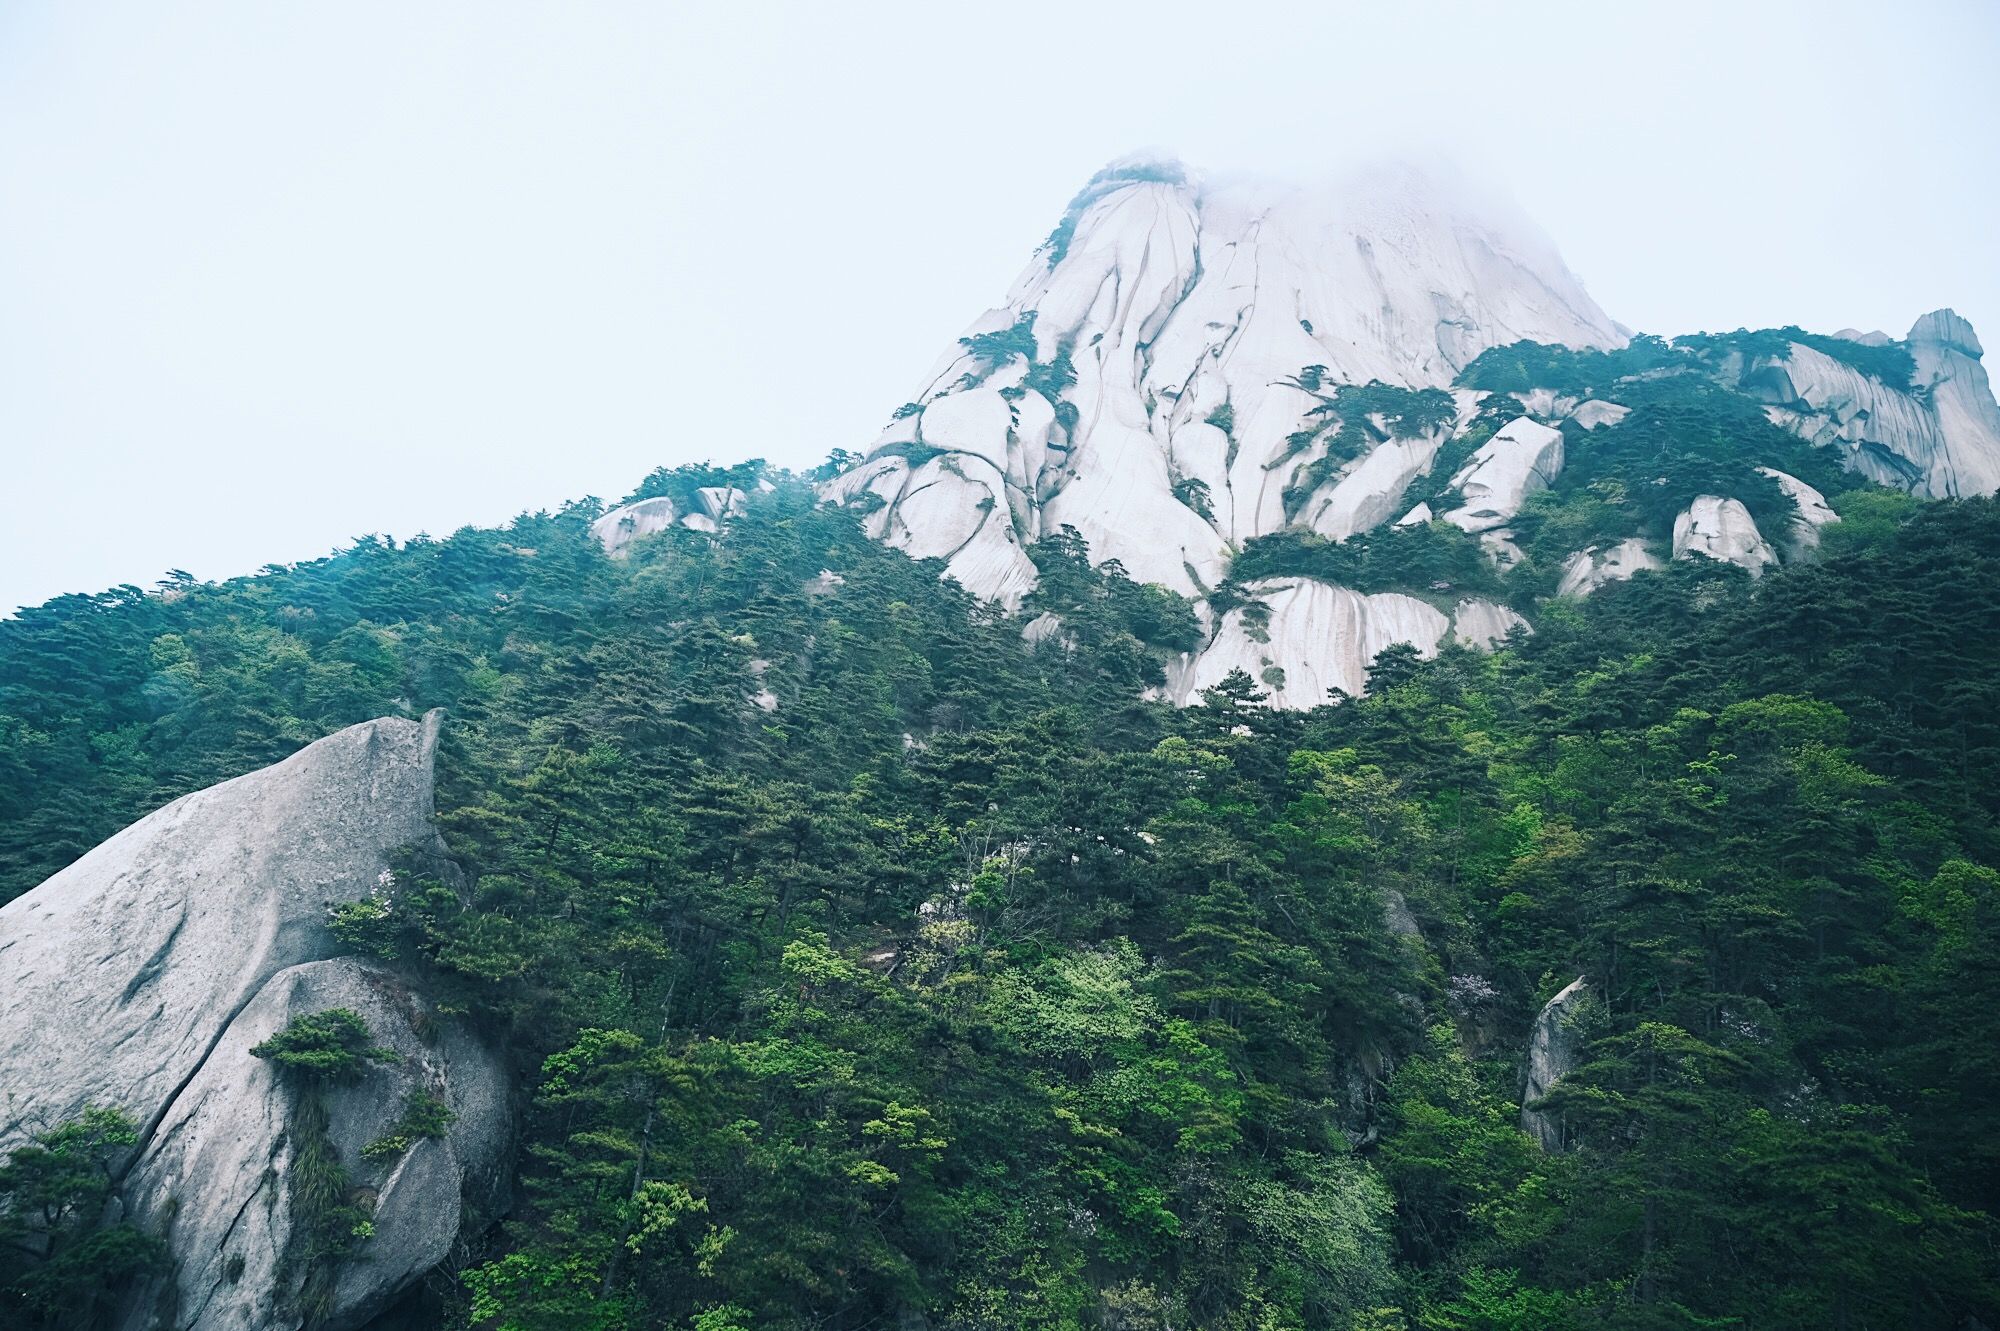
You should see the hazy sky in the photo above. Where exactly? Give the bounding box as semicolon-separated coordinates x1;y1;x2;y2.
3;0;1995;614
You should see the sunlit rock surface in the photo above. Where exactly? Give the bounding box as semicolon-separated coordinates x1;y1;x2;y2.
0;714;507;1331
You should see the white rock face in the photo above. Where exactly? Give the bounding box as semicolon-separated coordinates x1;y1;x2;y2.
591;496;683;557
1522;976;1590;1151
120;958;508;1331
1165;580;1525;709
1440;418;1565;533
1742;311;2000;499
1673;495;1777;575
1555;537;1662;597
593;488;752;556
1568;399;1630;430
1757;466;1839;558
0;714;507;1331
1166;579;1450;708
1909;310;2000;498
1450;597;1530;649
825;156;1623;605
1301;432;1447;541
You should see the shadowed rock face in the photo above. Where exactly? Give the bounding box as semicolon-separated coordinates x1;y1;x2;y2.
0;713;508;1331
1522;977;1590;1152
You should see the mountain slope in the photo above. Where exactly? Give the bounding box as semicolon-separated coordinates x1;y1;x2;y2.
799;156;2000;709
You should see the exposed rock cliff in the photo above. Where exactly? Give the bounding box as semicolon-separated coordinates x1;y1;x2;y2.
822;155;2000;710
0;714;507;1331
825;155;1623;609
1738;311;2000;499
1164;580;1524;709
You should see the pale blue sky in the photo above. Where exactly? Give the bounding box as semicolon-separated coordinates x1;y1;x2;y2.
3;0;1995;613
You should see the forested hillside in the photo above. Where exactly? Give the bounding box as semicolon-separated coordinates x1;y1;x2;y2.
4;466;1999;1330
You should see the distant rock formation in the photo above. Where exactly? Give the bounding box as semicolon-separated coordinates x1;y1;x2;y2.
1738;310;2000;499
0;713;507;1331
593;484;756;556
821;153;2000;708
1557;537;1662;598
825;155;1624;608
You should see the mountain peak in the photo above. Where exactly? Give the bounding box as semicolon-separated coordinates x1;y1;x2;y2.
828;155;1621;610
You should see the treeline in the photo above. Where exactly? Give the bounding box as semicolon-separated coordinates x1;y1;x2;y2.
3;474;1998;1328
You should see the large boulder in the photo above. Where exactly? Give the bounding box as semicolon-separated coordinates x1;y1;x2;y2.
1673;495;1777;575
0;713;508;1331
1439;417;1566;534
1522;976;1591;1151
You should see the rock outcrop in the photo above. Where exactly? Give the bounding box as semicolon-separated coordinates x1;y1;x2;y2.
1302;431;1449;542
0;714;508;1331
1740;311;2000;499
1556;537;1662;598
1522;976;1591;1151
1908;309;2000;498
1439;417;1565;534
1673;495;1777;575
1164;580;1523;709
1757;466;1839;558
592;485;754;555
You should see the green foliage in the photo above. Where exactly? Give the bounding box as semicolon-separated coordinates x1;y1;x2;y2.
622;460;766;511
0;1107;164;1331
1454;334;1683;396
250;1008;398;1082
957;314;1040;379
362;1089;457;1162
1677;325;1918;387
1229;521;1504;603
7;463;2000;1328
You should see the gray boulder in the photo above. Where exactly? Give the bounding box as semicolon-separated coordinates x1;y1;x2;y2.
1521;976;1590;1151
0;713;508;1331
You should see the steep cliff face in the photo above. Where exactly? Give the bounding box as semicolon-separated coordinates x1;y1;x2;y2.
826;155;2000;708
824;155;1624;609
0;714;507;1331
1735;311;2000;499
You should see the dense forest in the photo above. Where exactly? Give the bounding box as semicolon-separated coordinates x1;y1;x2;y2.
4;458;1999;1329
